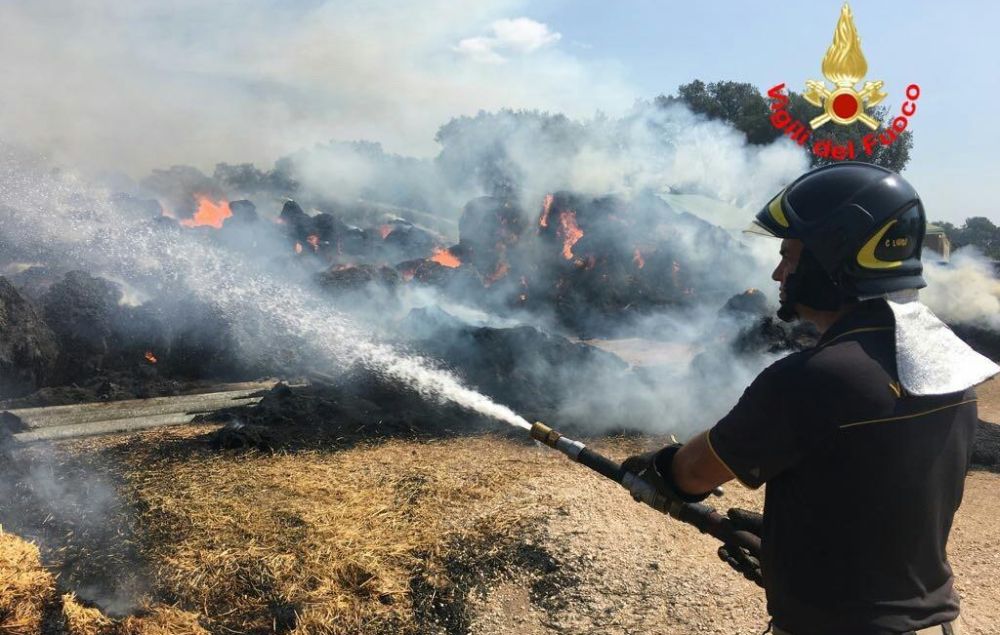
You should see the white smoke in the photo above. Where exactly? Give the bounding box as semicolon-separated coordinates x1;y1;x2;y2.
0;1;631;175
923;248;1000;330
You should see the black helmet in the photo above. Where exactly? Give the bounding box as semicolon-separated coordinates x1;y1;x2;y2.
751;162;926;297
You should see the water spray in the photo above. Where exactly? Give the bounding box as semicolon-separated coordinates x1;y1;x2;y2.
528;421;761;555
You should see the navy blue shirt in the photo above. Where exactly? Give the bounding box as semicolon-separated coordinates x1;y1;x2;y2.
709;301;977;635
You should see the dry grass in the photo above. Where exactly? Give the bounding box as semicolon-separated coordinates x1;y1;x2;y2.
0;532;208;635
0;427;554;634
113;430;551;634
4;428;552;634
0;528;56;634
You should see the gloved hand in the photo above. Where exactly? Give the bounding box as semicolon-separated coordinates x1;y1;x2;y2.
718;507;764;587
621;444;709;513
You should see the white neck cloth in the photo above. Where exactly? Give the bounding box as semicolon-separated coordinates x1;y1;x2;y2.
871;290;1000;395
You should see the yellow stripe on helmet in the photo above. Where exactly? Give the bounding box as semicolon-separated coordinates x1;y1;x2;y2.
768;192;789;228
857;220;904;269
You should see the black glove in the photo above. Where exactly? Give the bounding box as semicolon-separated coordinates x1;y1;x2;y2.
621;444;710;513
718;507;764;587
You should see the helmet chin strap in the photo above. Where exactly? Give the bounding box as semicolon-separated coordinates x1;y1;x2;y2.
777;249;849;324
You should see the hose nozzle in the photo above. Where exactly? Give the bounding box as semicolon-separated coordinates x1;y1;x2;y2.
530;421;561;448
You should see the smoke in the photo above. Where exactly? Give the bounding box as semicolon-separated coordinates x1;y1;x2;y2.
923;248;1000;330
0;442;143;614
0;1;632;175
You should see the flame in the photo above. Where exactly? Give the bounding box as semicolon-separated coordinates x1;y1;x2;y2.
180;195;232;229
822;3;868;86
539;194;554;228
307;235;320;251
144;351;157;364
430;247;461;268
558;211;583;260
294;242;303;254
485;260;510;286
633;248;645;269
379;224;393;239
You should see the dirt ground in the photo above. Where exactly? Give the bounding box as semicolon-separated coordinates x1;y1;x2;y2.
977;376;999;424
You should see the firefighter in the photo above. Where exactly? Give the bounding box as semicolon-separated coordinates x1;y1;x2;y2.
623;162;998;635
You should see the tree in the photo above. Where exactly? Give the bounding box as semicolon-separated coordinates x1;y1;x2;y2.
656;80;779;146
936;217;1000;260
785;92;912;173
660;80;913;172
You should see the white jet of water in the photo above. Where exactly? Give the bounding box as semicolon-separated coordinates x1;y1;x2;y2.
0;155;532;431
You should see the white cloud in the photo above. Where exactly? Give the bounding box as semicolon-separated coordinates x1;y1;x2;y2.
455;17;562;64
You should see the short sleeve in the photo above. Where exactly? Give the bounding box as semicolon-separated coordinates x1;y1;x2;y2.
708;357;831;488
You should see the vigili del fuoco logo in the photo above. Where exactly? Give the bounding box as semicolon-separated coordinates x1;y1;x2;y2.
767;3;920;161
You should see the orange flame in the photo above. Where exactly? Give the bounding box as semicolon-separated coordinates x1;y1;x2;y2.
430;247;461;268
379;225;393;240
144;351;158;364
307;235;320;251
633;248;645;269
294;242;303;254
485;260;510;286
558;211;583;260
539;194;554;228
180;195;232;229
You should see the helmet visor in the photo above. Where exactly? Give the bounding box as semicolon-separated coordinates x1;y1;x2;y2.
743;219;781;238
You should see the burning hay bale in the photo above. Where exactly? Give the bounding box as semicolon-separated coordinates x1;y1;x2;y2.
0;277;59;398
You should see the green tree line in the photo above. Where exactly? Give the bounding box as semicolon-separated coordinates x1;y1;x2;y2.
934;217;1000;260
659;80;913;173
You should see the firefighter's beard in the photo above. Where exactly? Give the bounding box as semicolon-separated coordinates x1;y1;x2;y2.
777;298;798;323
776;251;846;324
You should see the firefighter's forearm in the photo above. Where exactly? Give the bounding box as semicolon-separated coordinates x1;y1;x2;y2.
672;431;734;495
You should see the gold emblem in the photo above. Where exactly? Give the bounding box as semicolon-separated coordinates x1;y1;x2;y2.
803;3;886;130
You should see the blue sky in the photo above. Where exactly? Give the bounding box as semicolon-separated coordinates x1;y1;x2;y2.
0;1;995;225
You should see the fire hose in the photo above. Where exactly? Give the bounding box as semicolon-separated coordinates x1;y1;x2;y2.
529;421;762;570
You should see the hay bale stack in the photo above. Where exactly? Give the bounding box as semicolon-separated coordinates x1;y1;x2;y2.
61;593;115;635
0;529;56;634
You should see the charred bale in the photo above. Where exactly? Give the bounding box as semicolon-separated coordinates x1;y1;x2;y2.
0;277;58;398
401;310;630;424
720;289;770;318
380;220;440;262
972;420;1000;470
949;323;1000;363
227;199;259;224
41;271;122;385
213;375;498;448
316;264;401;316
